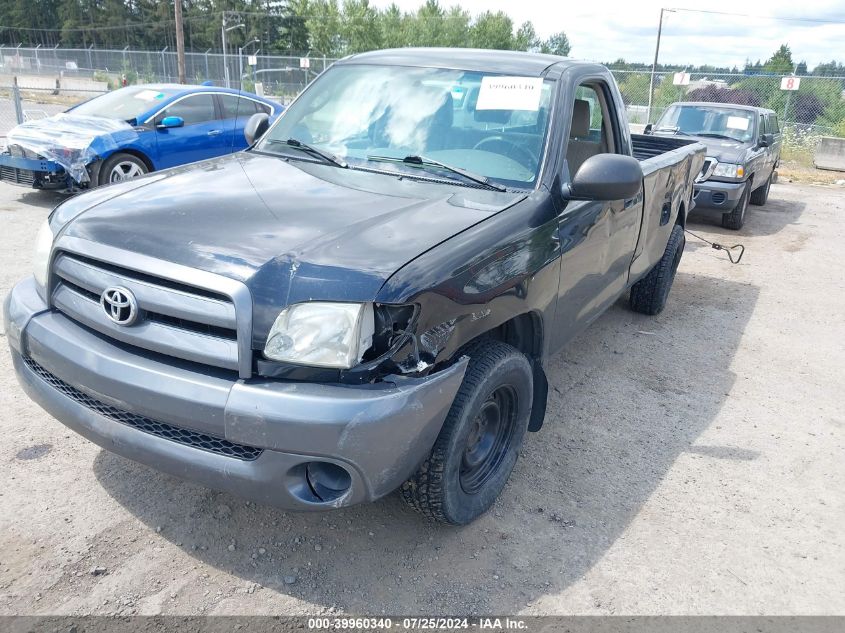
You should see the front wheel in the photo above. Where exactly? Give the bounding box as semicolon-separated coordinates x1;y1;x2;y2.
400;341;533;525
721;182;750;230
99;152;149;186
750;174;771;206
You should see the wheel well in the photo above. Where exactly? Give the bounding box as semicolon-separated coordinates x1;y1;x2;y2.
477;312;548;432
108;148;154;172
676;201;687;228
487;312;543;361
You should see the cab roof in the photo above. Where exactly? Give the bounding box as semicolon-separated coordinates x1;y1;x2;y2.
338;47;589;76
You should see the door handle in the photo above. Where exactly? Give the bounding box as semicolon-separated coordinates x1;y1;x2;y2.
207;129;223;136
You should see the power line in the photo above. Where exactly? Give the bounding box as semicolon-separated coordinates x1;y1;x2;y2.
669;8;845;25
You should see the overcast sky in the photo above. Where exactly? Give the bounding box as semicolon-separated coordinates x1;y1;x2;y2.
368;0;845;70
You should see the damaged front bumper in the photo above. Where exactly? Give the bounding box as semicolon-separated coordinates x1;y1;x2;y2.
0;152;71;190
5;277;467;510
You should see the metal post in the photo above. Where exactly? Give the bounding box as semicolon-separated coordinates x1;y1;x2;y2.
647;8;673;124
161;46;168;82
12;76;24;124
204;48;210;82
783;63;799;123
35;44;41;71
238;46;243;90
86;43;93;72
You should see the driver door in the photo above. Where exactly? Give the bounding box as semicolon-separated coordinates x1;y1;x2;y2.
154;93;225;168
553;81;643;349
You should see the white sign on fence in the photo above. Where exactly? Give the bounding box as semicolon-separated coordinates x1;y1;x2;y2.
672;72;691;86
299;57;310;69
247;55;257;66
781;76;800;91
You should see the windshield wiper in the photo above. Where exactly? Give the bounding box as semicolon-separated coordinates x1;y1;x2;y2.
654;125;679;134
366;154;507;192
696;133;740;142
267;138;348;168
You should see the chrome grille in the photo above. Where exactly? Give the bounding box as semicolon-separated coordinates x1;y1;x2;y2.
24;357;262;461
696;158;717;183
51;251;242;372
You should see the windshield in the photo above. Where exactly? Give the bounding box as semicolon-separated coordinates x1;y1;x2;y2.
71;86;181;122
257;64;554;188
655;104;756;142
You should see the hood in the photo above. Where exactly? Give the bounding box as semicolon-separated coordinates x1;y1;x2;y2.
7;113;138;183
655;131;749;164
55;152;525;338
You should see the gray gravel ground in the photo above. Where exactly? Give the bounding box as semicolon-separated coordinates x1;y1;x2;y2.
0;180;843;615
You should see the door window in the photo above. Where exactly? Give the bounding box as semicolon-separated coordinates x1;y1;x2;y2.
568;83;616;175
768;114;780;133
156;94;216;126
219;95;271;119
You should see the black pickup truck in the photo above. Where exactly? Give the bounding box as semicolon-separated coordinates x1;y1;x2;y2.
647;102;782;229
5;48;705;524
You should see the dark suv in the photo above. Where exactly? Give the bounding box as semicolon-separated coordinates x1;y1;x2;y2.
648;102;782;229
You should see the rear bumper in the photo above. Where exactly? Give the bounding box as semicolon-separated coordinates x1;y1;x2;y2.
692;180;746;213
5;277;467;510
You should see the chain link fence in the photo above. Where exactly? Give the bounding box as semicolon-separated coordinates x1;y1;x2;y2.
3;46;845;165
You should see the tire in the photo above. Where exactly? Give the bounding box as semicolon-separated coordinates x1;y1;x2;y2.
721;182;750;230
750;173;771;206
629;224;685;316
98;153;149;186
400;340;533;525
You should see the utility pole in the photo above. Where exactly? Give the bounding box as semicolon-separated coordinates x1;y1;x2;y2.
222;12;229;88
174;0;186;84
647;8;674;124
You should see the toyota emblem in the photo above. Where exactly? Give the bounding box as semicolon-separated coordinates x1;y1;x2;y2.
100;286;138;326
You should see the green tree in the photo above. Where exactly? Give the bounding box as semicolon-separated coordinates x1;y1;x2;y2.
513;21;538;51
764;44;793;74
469;11;513;50
306;0;342;56
379;3;407;49
407;0;445;47
540;31;571;56
340;0;382;53
441;6;471;48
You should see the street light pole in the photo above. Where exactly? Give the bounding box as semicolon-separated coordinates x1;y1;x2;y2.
647;8;674;124
221;13;244;88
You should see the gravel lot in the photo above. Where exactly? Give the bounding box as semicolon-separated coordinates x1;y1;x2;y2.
0;180;842;616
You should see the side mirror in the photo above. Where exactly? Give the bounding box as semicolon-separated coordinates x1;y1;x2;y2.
244;112;270;145
644;123;653;135
566;154;643;201
157;115;184;129
759;133;774;148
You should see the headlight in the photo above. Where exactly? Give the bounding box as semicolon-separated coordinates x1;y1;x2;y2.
33;220;54;288
712;163;745;179
263;302;375;368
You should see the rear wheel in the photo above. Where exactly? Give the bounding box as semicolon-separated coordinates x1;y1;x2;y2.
750;174;771;206
99;153;148;186
629;224;685;316
721;182;750;230
400;341;533;525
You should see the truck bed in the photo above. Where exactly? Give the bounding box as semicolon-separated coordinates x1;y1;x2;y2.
631;133;702;161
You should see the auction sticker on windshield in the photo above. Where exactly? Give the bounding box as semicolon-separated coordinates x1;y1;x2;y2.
726;116;750;131
476;76;543;111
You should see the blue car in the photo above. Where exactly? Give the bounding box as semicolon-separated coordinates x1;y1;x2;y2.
0;84;282;192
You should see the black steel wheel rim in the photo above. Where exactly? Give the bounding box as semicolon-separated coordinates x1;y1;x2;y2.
460;384;518;494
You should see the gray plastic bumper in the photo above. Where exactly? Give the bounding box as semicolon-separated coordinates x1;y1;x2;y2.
693;180;746;212
5;277;467;510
